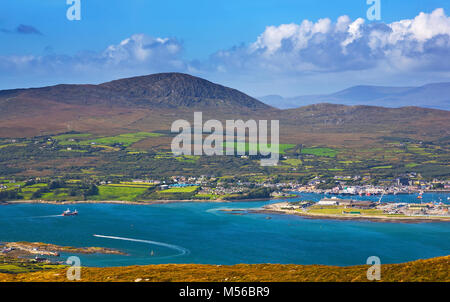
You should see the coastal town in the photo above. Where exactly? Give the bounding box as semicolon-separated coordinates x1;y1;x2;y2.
2;174;449;225
110;173;450;197
1;172;450;204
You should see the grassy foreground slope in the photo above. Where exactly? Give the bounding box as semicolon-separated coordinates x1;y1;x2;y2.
1;256;448;282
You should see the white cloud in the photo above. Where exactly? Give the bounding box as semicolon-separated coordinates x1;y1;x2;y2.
103;34;182;65
395;8;450;42
211;8;450;74
341;18;365;51
250;18;333;55
0;34;186;87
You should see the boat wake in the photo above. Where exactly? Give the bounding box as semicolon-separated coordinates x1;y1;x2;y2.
205;207;225;215
93;234;190;259
16;214;63;219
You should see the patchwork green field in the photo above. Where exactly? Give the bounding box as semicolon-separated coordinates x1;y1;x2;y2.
160;186;199;193
371;165;393;169
0;256;65;274
306;205;385;216
301;147;338;158
52;132;163;147
175;155;200;163
107;182;155;188
0;132;449;188
80;132;163;147
91;185;149;201
52;133;92;144
222;142;296;154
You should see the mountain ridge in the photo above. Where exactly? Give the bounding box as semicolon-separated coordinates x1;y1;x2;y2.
259;82;450;110
0;72;271;111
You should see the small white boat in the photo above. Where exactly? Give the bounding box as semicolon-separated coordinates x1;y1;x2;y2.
62;208;78;216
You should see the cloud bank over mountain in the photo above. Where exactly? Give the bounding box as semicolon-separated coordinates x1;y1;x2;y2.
102;34;185;69
0;34;186;83
1;9;450;97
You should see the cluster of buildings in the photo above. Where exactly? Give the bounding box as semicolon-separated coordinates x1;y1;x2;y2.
317;197;375;209
282;197;450;217
314;197;449;217
378;202;450;216
197;186;245;196
293;175;450;195
127;174;449;199
170;176;210;185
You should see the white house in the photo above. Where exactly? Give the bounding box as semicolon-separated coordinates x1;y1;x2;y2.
317;198;339;206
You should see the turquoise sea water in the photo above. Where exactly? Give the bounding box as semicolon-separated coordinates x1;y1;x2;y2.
0;193;449;267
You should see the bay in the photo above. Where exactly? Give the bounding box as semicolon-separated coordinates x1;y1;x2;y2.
0;193;449;267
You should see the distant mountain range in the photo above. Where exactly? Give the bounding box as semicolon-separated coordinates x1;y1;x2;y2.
258;83;450;110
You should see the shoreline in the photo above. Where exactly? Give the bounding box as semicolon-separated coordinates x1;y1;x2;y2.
2;196;295;206
1;241;126;257
294;190;450;194
2;191;448;206
250;206;450;223
4;197;449;223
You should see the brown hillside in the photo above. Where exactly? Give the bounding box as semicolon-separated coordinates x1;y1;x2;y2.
0;73;448;147
280;103;450;146
0;73;270;110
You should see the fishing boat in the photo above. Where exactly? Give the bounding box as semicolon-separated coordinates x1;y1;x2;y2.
62;208;78;216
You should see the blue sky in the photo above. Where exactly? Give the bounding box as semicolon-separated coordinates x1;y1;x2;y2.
1;0;450;96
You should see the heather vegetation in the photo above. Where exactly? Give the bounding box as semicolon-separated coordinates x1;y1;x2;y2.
0;255;448;282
